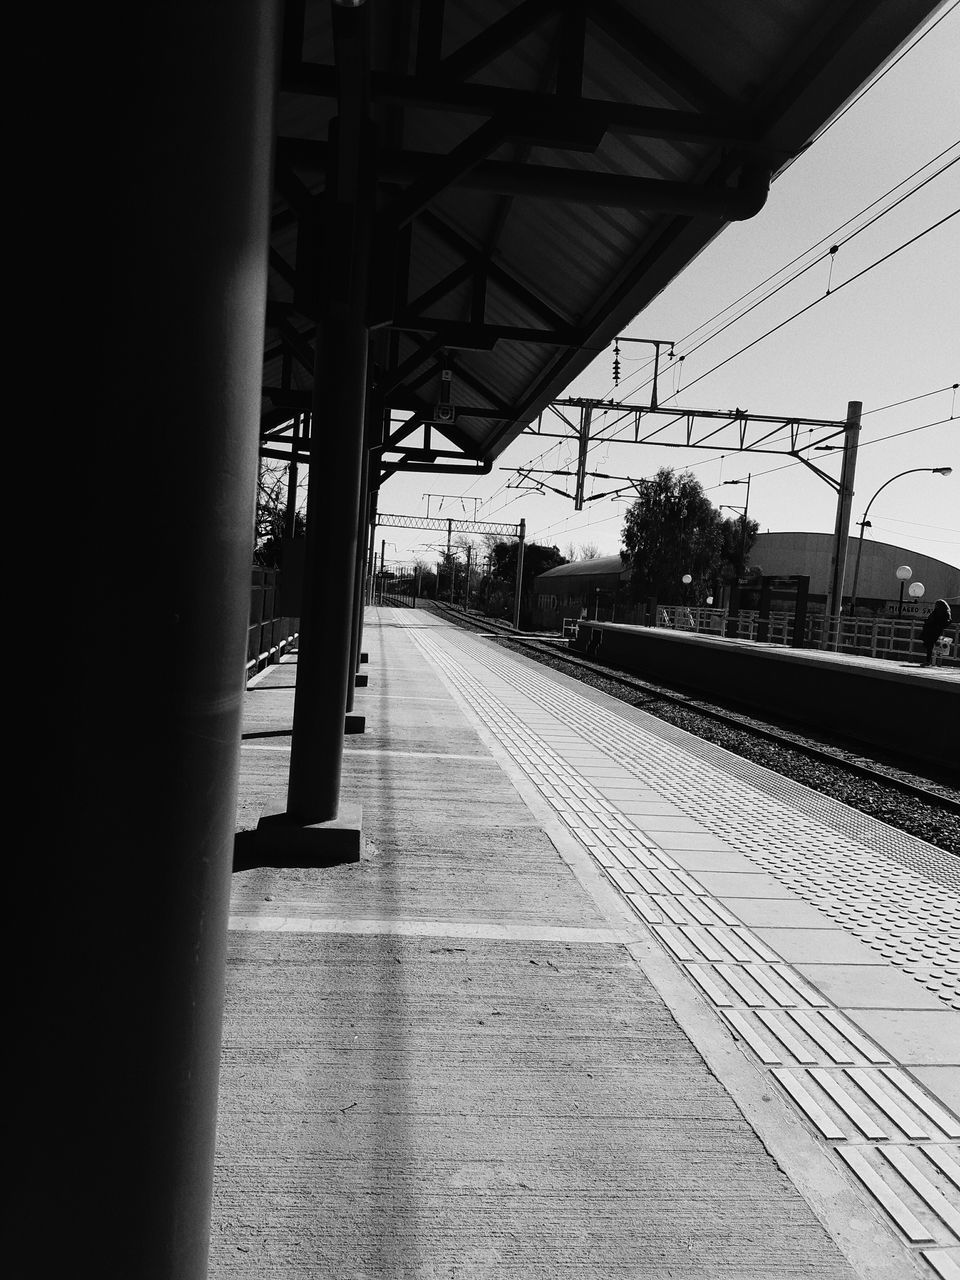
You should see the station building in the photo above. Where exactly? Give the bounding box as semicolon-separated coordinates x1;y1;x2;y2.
533;533;959;626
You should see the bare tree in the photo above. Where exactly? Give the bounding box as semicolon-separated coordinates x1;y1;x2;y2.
579;542;601;560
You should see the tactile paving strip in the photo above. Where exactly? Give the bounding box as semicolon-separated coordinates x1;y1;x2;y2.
430;626;960;1009
402;619;960;1271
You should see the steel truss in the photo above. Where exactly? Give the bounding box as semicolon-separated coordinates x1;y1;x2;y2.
519;397;851;509
376;513;521;538
262;0;794;486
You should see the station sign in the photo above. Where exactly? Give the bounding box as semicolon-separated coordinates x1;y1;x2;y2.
880;600;932;617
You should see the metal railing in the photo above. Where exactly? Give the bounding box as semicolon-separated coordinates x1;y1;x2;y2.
247;568;299;678
572;605;958;667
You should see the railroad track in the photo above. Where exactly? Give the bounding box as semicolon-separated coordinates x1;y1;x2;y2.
424;600;960;827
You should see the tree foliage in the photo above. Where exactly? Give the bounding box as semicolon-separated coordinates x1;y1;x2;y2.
480;541;567;620
620;467;758;603
253;459;306;568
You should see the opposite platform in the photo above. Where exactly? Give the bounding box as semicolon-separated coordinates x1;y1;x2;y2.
214;607;959;1279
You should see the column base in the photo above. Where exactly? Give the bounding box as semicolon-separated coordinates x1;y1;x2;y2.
233;802;363;870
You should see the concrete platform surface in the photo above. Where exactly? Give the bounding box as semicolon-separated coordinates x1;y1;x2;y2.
212;607;960;1280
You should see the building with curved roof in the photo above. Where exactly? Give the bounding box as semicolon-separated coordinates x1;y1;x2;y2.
750;532;959;614
532;536;959;622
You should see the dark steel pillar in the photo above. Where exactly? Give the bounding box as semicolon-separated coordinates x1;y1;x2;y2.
347;439;374;713
366;489;379;607
287;111;374;823
77;3;280;1275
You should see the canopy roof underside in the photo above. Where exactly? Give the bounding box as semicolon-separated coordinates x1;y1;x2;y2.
262;0;941;484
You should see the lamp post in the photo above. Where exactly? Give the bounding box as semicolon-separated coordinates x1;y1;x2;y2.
722;474;752;573
896;564;912;618
850;467;952;613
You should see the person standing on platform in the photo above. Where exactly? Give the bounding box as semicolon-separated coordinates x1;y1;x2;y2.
920;599;952;665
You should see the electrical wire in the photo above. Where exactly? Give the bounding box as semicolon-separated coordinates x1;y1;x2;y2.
464;142;958;514
608;149;959;405
445;57;960;523
863;384;960;416
778;0;959;172
643;210;959;404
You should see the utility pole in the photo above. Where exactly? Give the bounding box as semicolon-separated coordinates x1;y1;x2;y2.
512;517;526;631
823;401;861;650
464;544;472;609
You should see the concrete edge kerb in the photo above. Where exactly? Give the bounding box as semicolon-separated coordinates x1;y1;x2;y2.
581;620;959;691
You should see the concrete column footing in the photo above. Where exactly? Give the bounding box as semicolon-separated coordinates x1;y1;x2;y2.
233;802;363;870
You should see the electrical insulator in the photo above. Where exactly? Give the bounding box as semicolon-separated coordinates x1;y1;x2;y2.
613;358;621;384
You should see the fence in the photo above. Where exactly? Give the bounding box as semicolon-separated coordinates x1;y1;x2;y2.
371;566;419;608
247;568;299;678
564;607;959;667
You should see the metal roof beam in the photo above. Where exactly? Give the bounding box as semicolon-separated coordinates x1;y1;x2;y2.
590;0;741;115
281;137;770;217
382;116;514;231
420;212;574;330
391;319;583;348
405;259;477;317
262;388;312;408
432;0;557;81
408;155;772;216
376;335;446;397
277;78;776;147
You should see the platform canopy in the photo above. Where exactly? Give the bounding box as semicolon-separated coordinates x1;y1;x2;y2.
263;0;941;482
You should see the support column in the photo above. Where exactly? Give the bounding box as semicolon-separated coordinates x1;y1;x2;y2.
824;401;861;650
365;489;379;610
77;4;281;1276
278;90;375;845
347;422;376;711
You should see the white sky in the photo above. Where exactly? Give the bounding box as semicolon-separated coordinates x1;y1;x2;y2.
369;4;960;573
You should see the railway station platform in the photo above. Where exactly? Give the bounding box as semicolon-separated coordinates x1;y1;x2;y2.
572;620;959;770
214;608;960;1279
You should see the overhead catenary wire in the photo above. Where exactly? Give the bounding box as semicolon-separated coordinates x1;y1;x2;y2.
474;156;959;517
607;150;959;406
776;0;959;173
453;56;959;528
406;17;958;547
606;142;959;403
596;208;959;439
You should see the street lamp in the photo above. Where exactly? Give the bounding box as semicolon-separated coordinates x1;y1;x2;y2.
849;467;952;613
722;474;752;573
896;564;912;618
